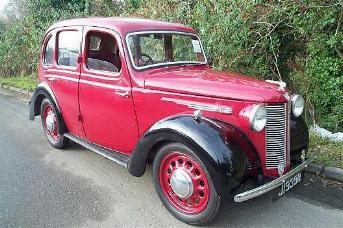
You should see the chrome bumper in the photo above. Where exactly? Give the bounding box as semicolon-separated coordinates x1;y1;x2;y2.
234;155;316;203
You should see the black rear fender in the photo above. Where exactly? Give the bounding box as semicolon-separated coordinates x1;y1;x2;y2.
29;82;67;134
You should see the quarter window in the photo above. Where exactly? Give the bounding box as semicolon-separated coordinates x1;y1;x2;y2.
44;36;54;66
58;31;80;67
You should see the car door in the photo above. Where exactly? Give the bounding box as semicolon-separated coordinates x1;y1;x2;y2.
42;27;85;138
78;27;139;154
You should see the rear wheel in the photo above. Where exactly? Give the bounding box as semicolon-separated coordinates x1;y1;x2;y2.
152;143;220;225
40;98;69;149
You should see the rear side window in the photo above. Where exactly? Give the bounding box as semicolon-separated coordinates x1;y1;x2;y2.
44;36;54;66
58;31;80;67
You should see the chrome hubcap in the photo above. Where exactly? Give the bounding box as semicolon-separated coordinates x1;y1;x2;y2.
170;169;194;198
46;113;55;132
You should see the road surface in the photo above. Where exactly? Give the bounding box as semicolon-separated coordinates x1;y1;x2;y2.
0;88;342;227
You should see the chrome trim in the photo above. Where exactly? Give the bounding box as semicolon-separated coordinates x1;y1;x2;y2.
125;30;208;70
287;101;291;166
161;97;233;114
193;110;202;120
82;73;120;81
301;149;306;163
249;104;267;132
234;155;316;202
44;75;131;90
291;94;304;117
115;90;130;98
170;169;194;198
46;112;55;132
265;104;287;169
64;133;130;168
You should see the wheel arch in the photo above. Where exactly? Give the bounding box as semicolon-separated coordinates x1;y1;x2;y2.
128;115;261;195
29;82;67;134
29;82;60;119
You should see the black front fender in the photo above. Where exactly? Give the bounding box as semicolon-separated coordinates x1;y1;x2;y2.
290;116;309;164
128;115;260;195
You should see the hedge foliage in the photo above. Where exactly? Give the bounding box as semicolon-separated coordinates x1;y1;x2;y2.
0;0;342;131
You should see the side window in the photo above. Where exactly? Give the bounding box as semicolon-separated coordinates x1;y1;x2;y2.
58;31;80;67
44;36;54;66
86;32;121;73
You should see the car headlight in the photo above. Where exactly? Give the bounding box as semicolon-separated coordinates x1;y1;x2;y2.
249;105;267;132
291;94;304;117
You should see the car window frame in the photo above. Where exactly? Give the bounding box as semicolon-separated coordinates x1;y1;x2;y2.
42;33;55;68
56;28;82;70
82;27;124;78
125;30;208;71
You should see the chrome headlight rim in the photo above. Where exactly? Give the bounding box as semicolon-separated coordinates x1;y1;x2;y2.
291;94;304;117
249;104;267;132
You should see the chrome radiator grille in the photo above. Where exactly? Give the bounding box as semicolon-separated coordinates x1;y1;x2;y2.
265;103;289;169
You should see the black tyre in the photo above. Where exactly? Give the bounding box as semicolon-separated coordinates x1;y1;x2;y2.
40;98;69;149
152;142;220;225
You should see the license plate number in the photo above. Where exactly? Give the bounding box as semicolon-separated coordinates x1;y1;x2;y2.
278;172;302;197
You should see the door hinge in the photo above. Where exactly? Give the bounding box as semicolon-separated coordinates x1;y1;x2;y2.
78;114;83;122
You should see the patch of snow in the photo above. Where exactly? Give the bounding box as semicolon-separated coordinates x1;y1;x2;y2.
310;124;343;142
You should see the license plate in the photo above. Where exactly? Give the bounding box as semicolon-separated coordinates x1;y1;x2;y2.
278;172;302;197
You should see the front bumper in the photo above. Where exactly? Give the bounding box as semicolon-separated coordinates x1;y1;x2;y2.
234;154;316;202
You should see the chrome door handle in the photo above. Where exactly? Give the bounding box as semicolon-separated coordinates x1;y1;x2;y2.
115;90;130;98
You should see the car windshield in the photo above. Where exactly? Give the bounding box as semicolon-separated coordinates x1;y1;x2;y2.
127;32;207;69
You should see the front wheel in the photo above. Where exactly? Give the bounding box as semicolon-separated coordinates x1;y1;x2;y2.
152;143;220;225
40;98;69;149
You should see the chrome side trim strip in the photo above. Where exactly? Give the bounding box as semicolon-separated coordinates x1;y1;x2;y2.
46;75;130;90
82;73;120;81
161;97;233;114
64;133;130;168
234;154;316;203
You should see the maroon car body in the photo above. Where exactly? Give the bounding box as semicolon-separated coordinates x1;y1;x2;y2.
29;17;313;225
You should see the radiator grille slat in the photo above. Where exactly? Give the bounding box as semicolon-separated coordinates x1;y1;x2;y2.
265;103;288;169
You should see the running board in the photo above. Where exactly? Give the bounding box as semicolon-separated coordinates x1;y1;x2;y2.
64;133;130;168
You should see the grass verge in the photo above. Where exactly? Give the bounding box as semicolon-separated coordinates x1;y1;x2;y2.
308;132;343;169
0;75;37;92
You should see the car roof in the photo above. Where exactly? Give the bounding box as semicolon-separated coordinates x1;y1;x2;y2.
47;17;197;36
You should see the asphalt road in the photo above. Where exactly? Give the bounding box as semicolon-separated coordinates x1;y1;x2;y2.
0;88;342;228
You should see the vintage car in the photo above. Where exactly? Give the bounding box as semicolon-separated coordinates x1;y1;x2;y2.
29;17;315;225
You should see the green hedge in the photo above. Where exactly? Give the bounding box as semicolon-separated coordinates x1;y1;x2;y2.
0;0;342;131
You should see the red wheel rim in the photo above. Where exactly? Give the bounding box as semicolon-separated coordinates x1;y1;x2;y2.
43;104;60;141
159;151;210;214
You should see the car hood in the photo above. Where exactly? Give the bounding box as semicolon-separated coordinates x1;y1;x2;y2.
144;66;288;103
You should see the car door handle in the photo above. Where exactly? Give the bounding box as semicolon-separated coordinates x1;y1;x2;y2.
115;90;130;98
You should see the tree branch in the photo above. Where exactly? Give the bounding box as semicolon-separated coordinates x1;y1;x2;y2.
250;20;282;51
269;35;282;81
